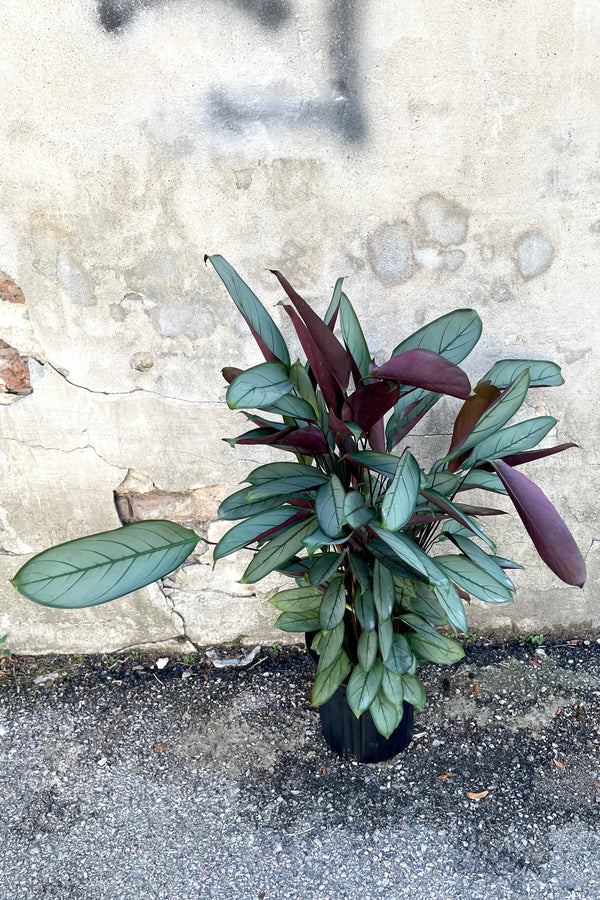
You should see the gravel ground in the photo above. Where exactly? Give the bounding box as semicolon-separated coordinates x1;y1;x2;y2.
1;638;599;900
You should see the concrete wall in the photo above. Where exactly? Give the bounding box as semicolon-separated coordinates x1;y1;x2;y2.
1;0;599;653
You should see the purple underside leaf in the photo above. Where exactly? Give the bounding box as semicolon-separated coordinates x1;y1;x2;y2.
279;426;329;454
232;426;295;446
368;417;386;452
282;304;342;411
370;348;471;400
222;367;244;385
270;270;352;391
344;382;401;432
499;443;578;467
493;460;586;587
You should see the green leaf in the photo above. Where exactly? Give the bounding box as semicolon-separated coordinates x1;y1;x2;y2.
245;466;327;500
349;552;371;590
247;462;327;486
303;527;350;555
369;689;401;738
482;359;564;389
207;255;290;365
378;616;394;662
324;277;344;327
269;585;323;612
381;451;421;531
370;526;448;587
240;516;317;583
402;673;426;709
407;633;465;665
313;621;345;668
435;555;515;604
275;610;321;632
425;471;461;495
263;394;318;422
343;492;374;529
384;633;414;675
289;360;319;414
457;469;507;494
449;535;515;591
340;293;371;378
318;576;346;630
349;451;399;480
463;417;557;467
213;508;304;562
433;579;468;632
347;660;384;718
354;586;376;631
13;521;200;609
308;552;343;587
373;560;395;620
393;309;483;363
399;613;448;649
315;475;346;538
218;489;292;521
381;668;405;707
407;584;448;627
447;369;531;460
226;362;293;411
312;649;351;706
357;629;379;671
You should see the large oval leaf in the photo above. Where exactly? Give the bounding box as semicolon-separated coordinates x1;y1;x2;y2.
12;520;200;609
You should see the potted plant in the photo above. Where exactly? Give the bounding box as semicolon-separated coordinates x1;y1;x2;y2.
11;255;586;763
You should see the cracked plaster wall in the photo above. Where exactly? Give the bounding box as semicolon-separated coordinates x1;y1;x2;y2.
1;0;599;653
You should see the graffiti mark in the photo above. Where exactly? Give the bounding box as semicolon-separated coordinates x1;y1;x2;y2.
98;0;291;33
97;0;366;144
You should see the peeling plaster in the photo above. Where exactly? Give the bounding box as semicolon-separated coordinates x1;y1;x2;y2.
367;222;414;284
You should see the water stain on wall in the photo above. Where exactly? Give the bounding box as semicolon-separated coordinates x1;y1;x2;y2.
514;231;554;280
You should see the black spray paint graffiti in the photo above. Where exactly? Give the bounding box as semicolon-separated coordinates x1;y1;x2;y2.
97;0;366;144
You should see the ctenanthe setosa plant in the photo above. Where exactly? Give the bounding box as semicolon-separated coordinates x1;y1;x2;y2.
11;255;585;738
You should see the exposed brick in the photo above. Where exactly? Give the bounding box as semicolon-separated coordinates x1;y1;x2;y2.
113;483;226;532
0;272;26;304
0;339;32;396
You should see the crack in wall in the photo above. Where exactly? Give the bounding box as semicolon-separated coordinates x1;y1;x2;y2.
1;435;125;472
43;361;224;407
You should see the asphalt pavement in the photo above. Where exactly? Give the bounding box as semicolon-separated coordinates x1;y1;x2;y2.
1;638;599;900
